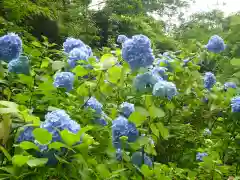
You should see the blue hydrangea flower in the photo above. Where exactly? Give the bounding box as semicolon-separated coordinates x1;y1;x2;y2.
40;110;81;143
196;152;208;161
151;67;168;80
63;37;86;53
16;126;35;143
68;47;89;68
122;34;154;70
134;72;158;93
93;112;108;126
153;80;177;99
204;72;216;89
112;116;139;149
131;152;153;168
0;33;22;62
119;102;135;118
117;35;128;44
85;97;103;114
231;96;240;112
205;35;226;53
203;128;212;136
53;72;74;91
8;56;30;75
224;82;236;91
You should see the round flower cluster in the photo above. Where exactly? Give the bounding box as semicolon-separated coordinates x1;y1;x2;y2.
122;34;154;70
153;80;177;99
85;97;103;114
40;110;81;143
134;72;158;93
17;110;81;150
231;96;240;112
0;33;22;62
117;35;128;44
8;55;30;75
205;35;226;53
151;66;168;80
112;116;139;149
204;72;216;89
53;72;75;91
131;152;153;168
68;47;90;68
63;37;93;69
85;97;107;126
17;126;35;143
224;82;237;91
119;102;135;118
196;152;208;161
63;37;86;53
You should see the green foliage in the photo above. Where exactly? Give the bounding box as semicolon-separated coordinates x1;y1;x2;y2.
1;1;240;179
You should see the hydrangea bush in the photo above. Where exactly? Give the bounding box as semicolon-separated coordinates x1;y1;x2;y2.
0;32;239;179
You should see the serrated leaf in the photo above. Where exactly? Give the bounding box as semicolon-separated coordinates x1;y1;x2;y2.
31;41;42;48
96;164;110;178
12;155;29;167
108;66;122;84
33;128;52;144
72;65;89;77
156;123;169;139
52;61;65;71
27;158;48;167
135;106;149;116
41;57;50;68
0;145;11;161
231;58;240;66
149;106;165;118
48;142;72;151
129;111;146;127
54;154;69;164
60;129;80;146
19;141;39;151
150;124;159;137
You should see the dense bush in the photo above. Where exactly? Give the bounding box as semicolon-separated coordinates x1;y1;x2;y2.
0;28;239;180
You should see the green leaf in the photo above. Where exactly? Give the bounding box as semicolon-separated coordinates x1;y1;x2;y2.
230;58;240;66
135;106;149;116
31;41;42;48
99;54;117;70
108;66;122;84
19;141;39;151
54;154;69;164
77;83;89;96
48;142;72;151
60;129;80;146
129;111;146;127
12;155;29;167
27;158;48;167
96;164;110;178
156;123;169;139
150;124;159;137
33;128;52;144
0;101;19;114
149;106;165;118
18;74;33;88
31;49;42;57
52;61;65;71
0;145;11;161
72;65;89;77
41;57;50;68
77;125;93;137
